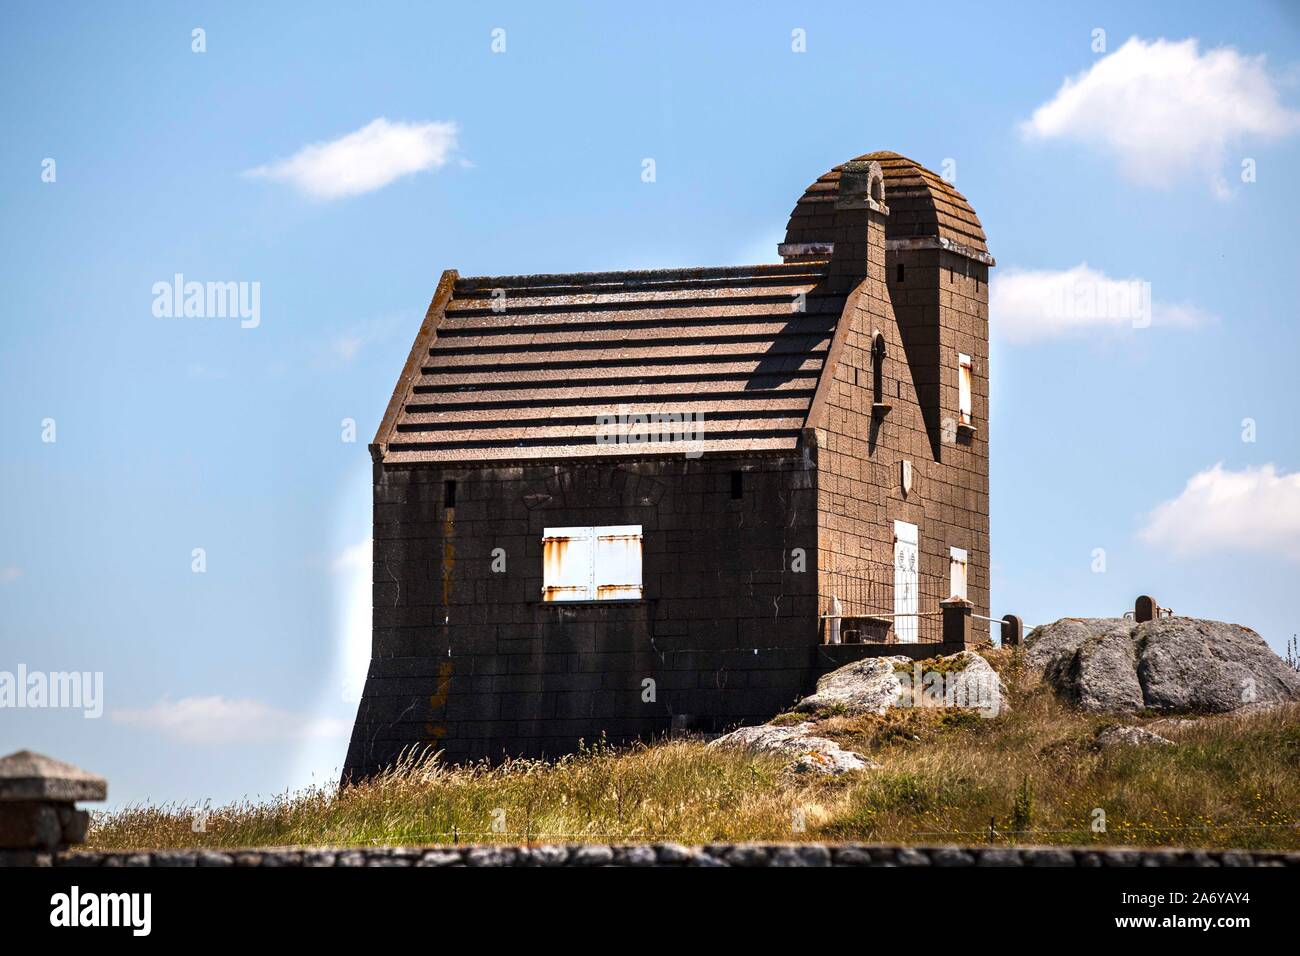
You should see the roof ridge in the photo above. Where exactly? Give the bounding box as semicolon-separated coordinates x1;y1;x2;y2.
455;261;827;290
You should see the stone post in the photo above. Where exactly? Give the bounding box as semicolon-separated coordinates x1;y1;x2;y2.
1001;614;1023;648
0;750;106;866
827;159;888;293
940;599;974;647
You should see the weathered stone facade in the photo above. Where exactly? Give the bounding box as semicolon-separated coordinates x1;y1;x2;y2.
805;163;991;637
343;150;993;779
348;456;823;770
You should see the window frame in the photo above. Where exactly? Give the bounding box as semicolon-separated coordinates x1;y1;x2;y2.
541;524;644;602
957;352;973;426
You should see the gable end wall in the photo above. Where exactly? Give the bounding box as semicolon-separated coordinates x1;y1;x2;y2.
815;215;990;636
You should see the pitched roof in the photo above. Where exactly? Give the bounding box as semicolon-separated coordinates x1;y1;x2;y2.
783;151;990;262
372;262;846;464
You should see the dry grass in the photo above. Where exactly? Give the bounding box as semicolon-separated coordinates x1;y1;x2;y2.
87;650;1300;851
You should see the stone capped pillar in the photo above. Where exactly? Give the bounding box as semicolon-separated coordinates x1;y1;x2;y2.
1001;614;1023;647
827;159;888;292
940;598;975;648
0;750;106;866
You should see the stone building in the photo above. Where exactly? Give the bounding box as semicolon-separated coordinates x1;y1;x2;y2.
342;151;993;778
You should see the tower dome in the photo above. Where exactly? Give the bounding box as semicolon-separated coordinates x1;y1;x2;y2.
780;150;991;263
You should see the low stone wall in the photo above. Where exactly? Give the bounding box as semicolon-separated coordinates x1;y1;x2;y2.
35;843;1300;868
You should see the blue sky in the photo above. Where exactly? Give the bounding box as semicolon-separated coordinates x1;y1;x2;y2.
2;1;1299;808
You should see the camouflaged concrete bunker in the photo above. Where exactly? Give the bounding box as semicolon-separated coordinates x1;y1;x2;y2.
343;151;993;780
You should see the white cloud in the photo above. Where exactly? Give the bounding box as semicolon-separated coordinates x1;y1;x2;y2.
245;118;459;200
1140;464;1300;560
1020;37;1300;196
0;566;22;584
111;696;351;745
317;313;407;367
990;263;1211;343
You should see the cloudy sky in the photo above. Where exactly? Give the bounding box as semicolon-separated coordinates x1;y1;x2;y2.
2;1;1299;807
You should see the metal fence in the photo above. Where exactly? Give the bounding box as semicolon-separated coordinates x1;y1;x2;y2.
820;564;946;644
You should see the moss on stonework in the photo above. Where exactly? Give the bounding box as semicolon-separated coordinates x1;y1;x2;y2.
893;654;973;676
769;712;807;727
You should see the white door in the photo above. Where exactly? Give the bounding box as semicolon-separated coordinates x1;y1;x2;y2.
893;520;919;643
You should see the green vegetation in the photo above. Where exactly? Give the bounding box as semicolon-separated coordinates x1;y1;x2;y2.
87;651;1300;852
1011;775;1033;834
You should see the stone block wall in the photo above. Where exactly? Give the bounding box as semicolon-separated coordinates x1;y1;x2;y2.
813;194;990;633
344;455;823;778
881;245;991;624
46;843;1300;868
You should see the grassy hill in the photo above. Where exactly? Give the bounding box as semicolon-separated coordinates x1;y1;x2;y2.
87;649;1300;851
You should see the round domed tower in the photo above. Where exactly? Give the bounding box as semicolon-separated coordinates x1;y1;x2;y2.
779;151;991;265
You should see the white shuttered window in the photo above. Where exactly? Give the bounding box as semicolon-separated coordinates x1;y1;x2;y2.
543;525;643;601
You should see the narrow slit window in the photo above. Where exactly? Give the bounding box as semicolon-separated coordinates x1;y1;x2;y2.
949;547;969;602
444;479;457;508
957;353;973;426
730;470;744;500
895;263;905;284
872;333;887;406
542;525;642;601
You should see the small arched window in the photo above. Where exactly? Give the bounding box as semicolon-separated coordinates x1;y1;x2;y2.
871;332;890;418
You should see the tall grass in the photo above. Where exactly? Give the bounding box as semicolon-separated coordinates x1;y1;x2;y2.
87;652;1300;851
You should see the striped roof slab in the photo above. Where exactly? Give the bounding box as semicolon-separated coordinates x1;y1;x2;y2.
373;263;846;464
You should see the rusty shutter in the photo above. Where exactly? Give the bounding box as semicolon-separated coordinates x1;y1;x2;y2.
594;525;643;600
543;525;643;601
542;527;594;601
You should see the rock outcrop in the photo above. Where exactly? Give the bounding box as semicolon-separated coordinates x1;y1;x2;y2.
894;650;1007;715
796;651;1007;717
794;658;902;716
1027;616;1300;714
708;722;876;775
710;649;1007;773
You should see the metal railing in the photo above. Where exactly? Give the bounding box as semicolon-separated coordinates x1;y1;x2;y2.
819;564;946;644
